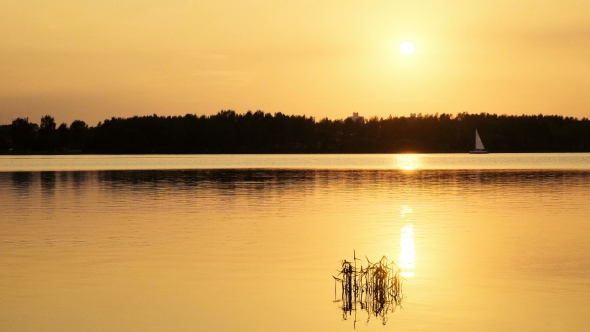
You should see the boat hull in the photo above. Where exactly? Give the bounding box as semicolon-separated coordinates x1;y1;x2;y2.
469;150;489;154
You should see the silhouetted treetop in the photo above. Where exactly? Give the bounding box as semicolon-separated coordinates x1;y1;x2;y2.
2;111;590;153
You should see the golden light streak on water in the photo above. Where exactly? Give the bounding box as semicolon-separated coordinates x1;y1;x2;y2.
399;205;416;277
395;154;422;171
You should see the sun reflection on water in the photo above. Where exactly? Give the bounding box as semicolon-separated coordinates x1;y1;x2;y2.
399;205;415;277
395;154;422;171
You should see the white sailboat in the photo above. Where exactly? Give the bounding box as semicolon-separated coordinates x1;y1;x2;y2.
469;129;488;154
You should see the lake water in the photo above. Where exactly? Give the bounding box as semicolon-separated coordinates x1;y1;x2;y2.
2;153;590;172
1;154;590;331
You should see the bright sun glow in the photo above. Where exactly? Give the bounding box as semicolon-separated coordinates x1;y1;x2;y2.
395;154;421;171
399;41;415;56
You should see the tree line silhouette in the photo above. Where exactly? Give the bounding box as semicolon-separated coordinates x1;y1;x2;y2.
1;111;589;153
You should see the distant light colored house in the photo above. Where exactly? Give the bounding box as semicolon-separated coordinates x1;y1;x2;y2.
348;112;365;123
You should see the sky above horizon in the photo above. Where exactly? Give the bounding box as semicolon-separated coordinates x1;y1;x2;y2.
1;0;590;126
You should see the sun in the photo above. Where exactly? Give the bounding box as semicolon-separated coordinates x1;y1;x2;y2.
399;41;415;56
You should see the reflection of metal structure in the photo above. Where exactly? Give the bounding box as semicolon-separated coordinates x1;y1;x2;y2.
333;252;403;327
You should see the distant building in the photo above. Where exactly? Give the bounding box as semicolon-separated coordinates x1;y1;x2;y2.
348;112;365;123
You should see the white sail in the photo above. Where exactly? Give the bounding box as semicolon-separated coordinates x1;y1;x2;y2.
475;129;485;150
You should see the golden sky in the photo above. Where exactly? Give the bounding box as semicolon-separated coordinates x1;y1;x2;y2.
1;0;590;125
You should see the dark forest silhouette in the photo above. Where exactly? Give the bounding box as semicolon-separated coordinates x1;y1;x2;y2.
1;111;589;153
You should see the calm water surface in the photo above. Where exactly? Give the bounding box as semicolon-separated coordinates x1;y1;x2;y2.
1;154;590;331
1;153;590;171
